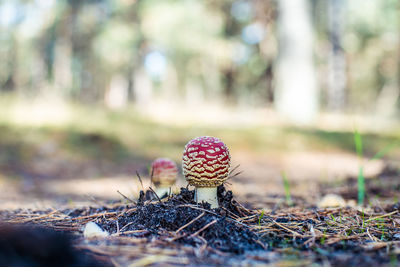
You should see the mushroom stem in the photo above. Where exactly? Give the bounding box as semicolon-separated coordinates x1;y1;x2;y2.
195;187;218;208
155;187;171;199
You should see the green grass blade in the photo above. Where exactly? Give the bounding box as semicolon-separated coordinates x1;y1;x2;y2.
258;209;265;226
281;171;293;206
357;165;365;205
371;142;399;161
353;129;363;159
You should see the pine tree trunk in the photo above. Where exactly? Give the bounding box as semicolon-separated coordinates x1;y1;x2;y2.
275;0;318;124
327;0;347;111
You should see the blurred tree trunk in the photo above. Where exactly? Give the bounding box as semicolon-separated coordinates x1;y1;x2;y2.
375;0;400;116
327;0;346;111
223;67;235;102
264;63;274;104
69;1;82;99
221;57;236;103
2;33;17;92
40;23;57;83
126;3;145;103
220;1;239;103
126;64;136;102
275;0;318;124
3;56;16;92
68;1;105;103
126;48;137;104
398;2;400;111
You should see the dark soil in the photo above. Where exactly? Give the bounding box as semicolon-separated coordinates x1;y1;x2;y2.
72;186;263;254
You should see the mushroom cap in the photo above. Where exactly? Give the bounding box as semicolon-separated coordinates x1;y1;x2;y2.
151;158;178;187
182;136;231;187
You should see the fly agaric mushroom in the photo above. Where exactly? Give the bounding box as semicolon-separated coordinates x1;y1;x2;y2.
182;136;231;208
150;158;178;198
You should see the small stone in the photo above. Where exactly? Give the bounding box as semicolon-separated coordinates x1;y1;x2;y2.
83;222;109;238
318;194;346;208
393;234;400;240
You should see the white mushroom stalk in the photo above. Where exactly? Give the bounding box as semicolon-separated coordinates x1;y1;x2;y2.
195;187;218;208
150;158;178;198
182;136;231;209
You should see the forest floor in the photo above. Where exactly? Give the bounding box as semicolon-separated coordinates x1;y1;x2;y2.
1;173;400;266
0;101;400;266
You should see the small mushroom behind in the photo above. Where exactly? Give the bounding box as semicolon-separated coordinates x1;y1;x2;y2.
182;136;231;208
150;158;178;198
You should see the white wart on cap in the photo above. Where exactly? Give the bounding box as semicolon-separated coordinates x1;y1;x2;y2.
182;136;230;208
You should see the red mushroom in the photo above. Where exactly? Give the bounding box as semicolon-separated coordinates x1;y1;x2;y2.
150;158;178;198
182;136;231;208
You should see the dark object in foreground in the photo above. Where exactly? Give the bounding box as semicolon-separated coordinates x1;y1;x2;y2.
0;224;107;267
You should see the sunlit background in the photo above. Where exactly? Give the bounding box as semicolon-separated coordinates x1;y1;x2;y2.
0;0;399;209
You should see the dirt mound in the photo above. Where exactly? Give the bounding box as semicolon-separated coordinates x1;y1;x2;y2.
72;186;263;254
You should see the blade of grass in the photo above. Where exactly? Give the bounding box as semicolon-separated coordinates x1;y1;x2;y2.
353;129;363;159
281;171;293;206
258;209;265;226
353;128;399;206
357;165;365;206
353;128;365;206
370;141;400;161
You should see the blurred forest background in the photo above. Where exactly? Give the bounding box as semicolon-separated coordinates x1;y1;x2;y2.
1;0;400;120
0;0;400;208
